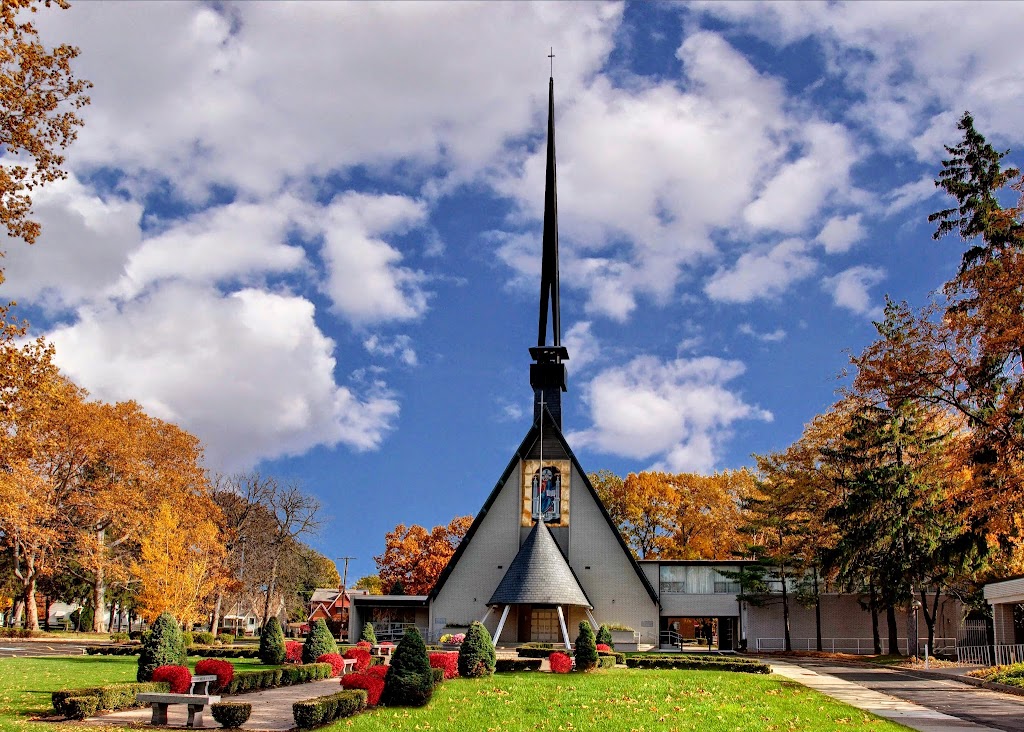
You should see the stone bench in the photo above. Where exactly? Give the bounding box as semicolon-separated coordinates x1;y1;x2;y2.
136;692;221;728
189;675;218;694
341;658;358;674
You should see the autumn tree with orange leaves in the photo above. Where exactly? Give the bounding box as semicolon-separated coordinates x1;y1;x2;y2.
375;516;473;596
0;0;91;261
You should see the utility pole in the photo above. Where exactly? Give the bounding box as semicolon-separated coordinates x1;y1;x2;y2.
336;557;356;642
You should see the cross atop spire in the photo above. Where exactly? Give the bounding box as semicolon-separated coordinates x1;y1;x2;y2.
530;66;569;429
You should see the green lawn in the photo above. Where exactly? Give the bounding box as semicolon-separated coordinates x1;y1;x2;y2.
341;668;907;732
0;656;910;732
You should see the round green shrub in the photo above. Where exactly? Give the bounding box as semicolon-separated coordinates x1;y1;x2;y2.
596;624;613;650
380;627;433;707
216;633;234;644
182;631;194;648
457;621;496;678
211;702;251;728
360;622;377;645
259;617;286;665
195;631;215;645
302;618;339;664
574;621;598;671
137;612;187;682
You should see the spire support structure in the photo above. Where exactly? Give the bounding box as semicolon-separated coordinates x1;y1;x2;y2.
531;72;569;429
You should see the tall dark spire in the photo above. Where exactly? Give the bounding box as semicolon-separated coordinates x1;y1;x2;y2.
530;70;569;429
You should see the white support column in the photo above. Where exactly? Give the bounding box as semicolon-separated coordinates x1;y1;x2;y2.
585;609;599;630
479;606;492;624
556;605;571;650
493;605;511;648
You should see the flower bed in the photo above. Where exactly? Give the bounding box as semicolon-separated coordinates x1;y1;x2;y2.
343;647;371;671
549;652;573;674
340;673;384;706
428;651;459;679
195;659;234;691
152;665;192;693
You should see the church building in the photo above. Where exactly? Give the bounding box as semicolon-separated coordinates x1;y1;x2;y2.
348;74;965;655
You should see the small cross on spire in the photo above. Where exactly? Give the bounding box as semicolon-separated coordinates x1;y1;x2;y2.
548;47;555;77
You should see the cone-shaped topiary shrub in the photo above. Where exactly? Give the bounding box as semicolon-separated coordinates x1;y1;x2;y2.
137;613;187;681
259;617;286;665
380;627;433;707
302;618;339;664
360;622;377;645
457;621;496;678
596;624;613;650
574;621;598;672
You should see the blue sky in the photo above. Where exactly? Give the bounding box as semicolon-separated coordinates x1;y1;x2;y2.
6;1;1024;583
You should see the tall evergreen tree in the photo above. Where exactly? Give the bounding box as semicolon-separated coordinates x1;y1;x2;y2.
380;627;433;707
259;616;286;665
302;618;338;664
137;612;186;681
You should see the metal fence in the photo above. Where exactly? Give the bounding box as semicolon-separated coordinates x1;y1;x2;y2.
755;637;956;655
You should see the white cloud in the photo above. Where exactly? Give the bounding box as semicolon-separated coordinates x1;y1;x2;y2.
45;282;399;471
690;2;1024;161
738;323;787;342
111;196;311;299
815;214;865;254
363;334;418;367
884;174;940;216
569;355;772;472
563;321;600;372
742;121;857;234
320;193;431;324
40;2;622;199
0;175;142;309
823;265;886;318
704;239;817;303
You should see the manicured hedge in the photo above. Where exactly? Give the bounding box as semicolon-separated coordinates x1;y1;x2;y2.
53;682;170;717
599;650;626;665
495;658;542;672
63;696;99;720
625;656;770;674
224;663;334;694
292;689;366;728
516;647;570;659
211;702;252;728
598;655;616;669
84;644;261;658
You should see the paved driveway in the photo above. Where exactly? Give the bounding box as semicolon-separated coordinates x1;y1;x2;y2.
774;658;1024;732
0;640;91;657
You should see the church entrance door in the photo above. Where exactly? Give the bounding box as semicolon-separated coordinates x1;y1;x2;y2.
531;608;559;642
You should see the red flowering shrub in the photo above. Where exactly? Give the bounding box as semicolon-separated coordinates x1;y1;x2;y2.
284;641;303;664
364;664;388;679
378;641;394;647
194;659;234;691
549;652;573;674
341;672;384;706
343;647;371;671
356;640;372;649
428;651;459;679
152;665;192;693
596;644;611;653
317;653;346;677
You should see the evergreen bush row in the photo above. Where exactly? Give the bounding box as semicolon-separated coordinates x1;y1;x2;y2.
86;645;261;658
292;689;367;728
224;663;334;694
624;656;770;673
52;682;169;717
495;658;542;672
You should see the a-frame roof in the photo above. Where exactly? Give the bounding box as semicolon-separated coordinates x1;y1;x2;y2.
429;407;660;606
488;519;591;608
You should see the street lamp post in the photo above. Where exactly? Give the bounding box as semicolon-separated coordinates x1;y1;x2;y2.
909;597;922;658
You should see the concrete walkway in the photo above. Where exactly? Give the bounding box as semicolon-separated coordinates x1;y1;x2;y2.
773;659;1024;732
87;678;342;730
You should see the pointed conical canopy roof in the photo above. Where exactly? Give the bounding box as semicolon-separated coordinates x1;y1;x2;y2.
487;519;592;608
